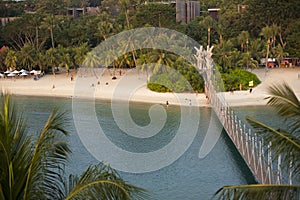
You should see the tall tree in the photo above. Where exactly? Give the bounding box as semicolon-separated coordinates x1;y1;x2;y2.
41;14;56;48
199;16;215;47
18;43;35;71
237;31;249;52
260;26;273;69
4;49;18;70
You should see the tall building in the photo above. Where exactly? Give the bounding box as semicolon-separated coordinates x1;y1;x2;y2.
176;0;200;24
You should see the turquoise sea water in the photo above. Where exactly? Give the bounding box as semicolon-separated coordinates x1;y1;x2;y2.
14;95;260;199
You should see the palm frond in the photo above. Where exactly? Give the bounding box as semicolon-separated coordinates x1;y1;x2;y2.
265;82;300;135
65;163;148;200
246;116;300;178
0;93;32;200
214;184;300;200
23;108;71;200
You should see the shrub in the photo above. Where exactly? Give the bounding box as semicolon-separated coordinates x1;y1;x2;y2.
221;68;261;91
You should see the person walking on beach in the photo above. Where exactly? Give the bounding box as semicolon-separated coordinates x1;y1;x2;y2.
166;101;169;107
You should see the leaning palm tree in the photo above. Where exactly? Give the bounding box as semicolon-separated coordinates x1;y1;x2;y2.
0;93;147;200
214;82;300;199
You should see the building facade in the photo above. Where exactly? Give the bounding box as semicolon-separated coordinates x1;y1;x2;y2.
176;0;200;24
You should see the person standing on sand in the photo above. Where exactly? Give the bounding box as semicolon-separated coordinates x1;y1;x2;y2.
205;96;209;104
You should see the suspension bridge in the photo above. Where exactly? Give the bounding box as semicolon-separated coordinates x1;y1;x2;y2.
195;46;293;185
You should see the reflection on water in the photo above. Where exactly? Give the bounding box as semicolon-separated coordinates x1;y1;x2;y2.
14;95;261;199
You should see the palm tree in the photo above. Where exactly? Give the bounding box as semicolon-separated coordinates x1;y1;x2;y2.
0;93;147;200
260;26;273;69
41;14;57;48
4;49;18;71
237;51;258;70
18;43;35;71
214;83;300;199
72;43;90;68
82;51;101;68
95;12;117;41
237;31;249;52
57;45;73;73
46;47;59;75
147;49;176;74
199;16;215;47
272;44;289;67
213;39;235;73
249;38;263;62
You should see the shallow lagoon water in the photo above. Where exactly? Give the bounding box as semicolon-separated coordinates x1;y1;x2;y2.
14;95;261;199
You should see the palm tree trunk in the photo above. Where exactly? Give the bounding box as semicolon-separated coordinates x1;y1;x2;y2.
50;28;54;48
265;40;270;69
36;26;39;50
208;27;211;47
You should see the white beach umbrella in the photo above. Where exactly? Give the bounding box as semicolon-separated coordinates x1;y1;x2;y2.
0;73;4;78
20;69;26;73
30;70;37;75
7;73;16;77
20;72;28;76
4;70;10;74
12;70;20;74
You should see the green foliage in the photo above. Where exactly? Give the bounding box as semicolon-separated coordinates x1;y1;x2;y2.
0;1;25;17
221;68;261;91
131;4;177;29
285;18;300;57
147;62;204;93
215;184;300;200
148;73;192;93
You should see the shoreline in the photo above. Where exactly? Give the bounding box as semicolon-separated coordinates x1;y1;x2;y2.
1;68;300;107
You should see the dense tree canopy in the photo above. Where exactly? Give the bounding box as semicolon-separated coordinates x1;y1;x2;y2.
0;0;299;89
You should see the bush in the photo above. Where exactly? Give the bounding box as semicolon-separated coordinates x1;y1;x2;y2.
147;68;205;93
147;61;205;93
221;68;261;91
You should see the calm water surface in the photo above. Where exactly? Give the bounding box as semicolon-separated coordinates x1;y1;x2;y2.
13;95;268;200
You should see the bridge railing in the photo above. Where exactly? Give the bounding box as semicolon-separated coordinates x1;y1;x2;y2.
194;45;296;184
203;63;291;185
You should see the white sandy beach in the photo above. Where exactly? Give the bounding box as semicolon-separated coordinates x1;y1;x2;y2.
1;67;300;107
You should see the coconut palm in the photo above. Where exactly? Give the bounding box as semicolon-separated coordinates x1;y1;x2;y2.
72;43;90;67
41;14;57;48
260;26;273;69
249;38;263;62
237;31;249;52
237;51;258;70
214;83;300;199
199;16;215;47
57;45;73;73
95;12;116;41
45;47;59;75
4;49;18;71
18;43;35;71
0;93;147;200
213;39;235;73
